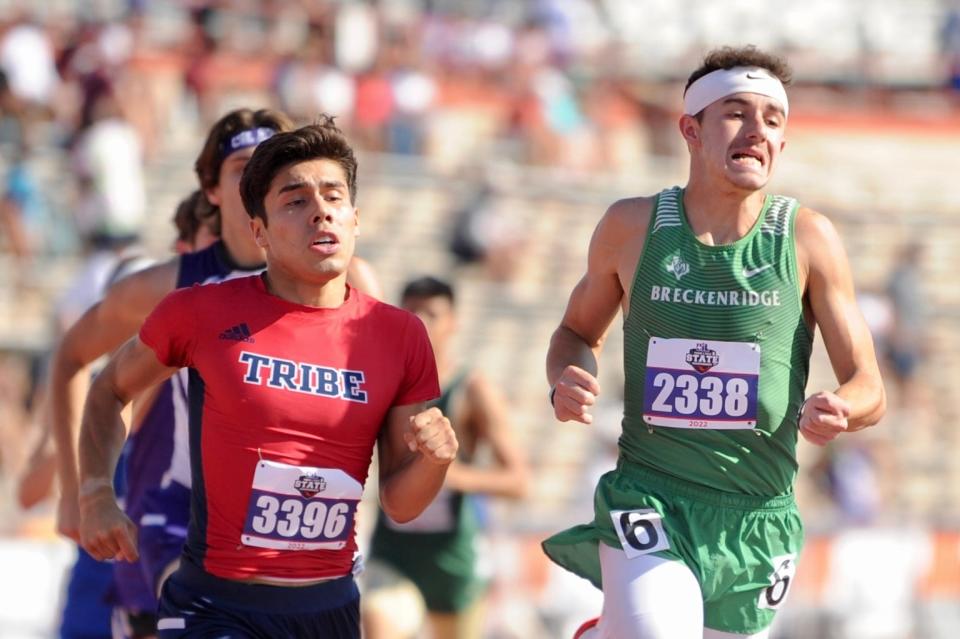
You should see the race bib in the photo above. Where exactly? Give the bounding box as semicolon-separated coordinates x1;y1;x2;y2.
241;459;361;551
643;337;760;430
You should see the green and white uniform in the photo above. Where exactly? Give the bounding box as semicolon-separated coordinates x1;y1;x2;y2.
369;371;487;613
543;187;813;634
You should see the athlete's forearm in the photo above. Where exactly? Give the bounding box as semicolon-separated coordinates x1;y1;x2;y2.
50;344;91;495
546;325;602;387
835;370;886;431
444;460;530;499
379;454;451;523
77;374;130;494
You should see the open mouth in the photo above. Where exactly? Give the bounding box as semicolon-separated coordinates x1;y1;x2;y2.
310;232;340;253
730;150;765;168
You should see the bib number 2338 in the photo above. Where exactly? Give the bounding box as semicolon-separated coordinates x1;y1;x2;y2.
241;460;361;551
643;337;760;430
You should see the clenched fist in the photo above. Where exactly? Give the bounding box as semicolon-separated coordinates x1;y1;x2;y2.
552;365;600;424
403;406;458;464
799;391;850;446
78;483;139;562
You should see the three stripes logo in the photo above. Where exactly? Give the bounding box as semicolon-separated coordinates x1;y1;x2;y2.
219;322;255;343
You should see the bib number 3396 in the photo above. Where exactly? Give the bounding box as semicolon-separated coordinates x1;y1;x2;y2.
241;460;361;551
642;337;760;430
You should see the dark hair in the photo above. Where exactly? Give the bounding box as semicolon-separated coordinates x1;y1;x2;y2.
239;115;358;224
194;108;294;192
172;189;218;243
685;45;792;94
401;276;455;305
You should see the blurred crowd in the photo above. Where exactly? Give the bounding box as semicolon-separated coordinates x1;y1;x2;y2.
0;1;958;637
1;0;959;256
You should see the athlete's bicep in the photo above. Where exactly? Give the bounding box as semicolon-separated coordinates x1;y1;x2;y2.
102;260;178;333
801;210;881;384
67;260;178;365
559;205;632;347
98;336;180;407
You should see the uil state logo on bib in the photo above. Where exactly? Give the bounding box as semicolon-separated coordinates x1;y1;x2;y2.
294;474;327;498
242;459;362;551
643;337;760;430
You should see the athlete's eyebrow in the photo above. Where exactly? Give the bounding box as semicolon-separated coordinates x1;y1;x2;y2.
721;96;785;117
278;179;346;195
721;97;751;108
278;181;308;195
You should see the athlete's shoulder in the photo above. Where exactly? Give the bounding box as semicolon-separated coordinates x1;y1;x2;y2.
167;272;254;305
176;240;240;287
794;205;846;256
604;195;656;224
793;205;848;280
355;290;412;324
102;256;179;314
354;294;427;340
588;194;657;267
793;205;836;237
193;273;259;300
598;193;659;238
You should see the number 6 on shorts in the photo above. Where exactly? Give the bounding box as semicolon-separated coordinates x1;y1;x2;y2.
758;554;796;610
610;509;671;559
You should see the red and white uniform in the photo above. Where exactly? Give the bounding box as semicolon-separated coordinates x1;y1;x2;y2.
139;275;439;581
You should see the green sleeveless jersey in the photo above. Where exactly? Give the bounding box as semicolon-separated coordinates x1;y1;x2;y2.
621;186;812;496
368;370;486;612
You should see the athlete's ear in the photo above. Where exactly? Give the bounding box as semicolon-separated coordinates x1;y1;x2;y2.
679;115;700;145
250;216;268;247
353;207;360;237
205;184;222;207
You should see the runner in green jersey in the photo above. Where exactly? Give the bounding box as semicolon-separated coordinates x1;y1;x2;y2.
544;46;886;639
362;277;530;639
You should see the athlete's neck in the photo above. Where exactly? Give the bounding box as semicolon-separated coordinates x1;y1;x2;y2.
221;224;268;269
682;178;766;246
262;270;349;308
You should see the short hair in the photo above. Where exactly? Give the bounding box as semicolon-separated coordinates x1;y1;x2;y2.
239;115;358;224
685;45;793;93
194;108;294;192
172;189;217;243
401;276;455;305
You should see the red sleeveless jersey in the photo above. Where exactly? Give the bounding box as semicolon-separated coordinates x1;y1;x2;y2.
139;275;439;580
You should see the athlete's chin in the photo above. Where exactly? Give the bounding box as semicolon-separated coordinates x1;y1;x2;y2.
309;259;348;279
726;172;769;192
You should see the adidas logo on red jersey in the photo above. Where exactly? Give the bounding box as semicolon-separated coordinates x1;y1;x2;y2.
219;323;255;343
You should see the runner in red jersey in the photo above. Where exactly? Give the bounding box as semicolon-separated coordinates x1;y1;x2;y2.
75;117;458;638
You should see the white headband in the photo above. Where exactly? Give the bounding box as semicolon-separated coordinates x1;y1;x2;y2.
683;66;788;117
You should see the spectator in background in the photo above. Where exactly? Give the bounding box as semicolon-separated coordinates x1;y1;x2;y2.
941;5;960;93
0;139;43;266
70;86;145;246
363;276;530;639
385;31;436;155
275;21;356;124
448;174;528;283
0;13;58;117
353;53;395;152
885;241;929;409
